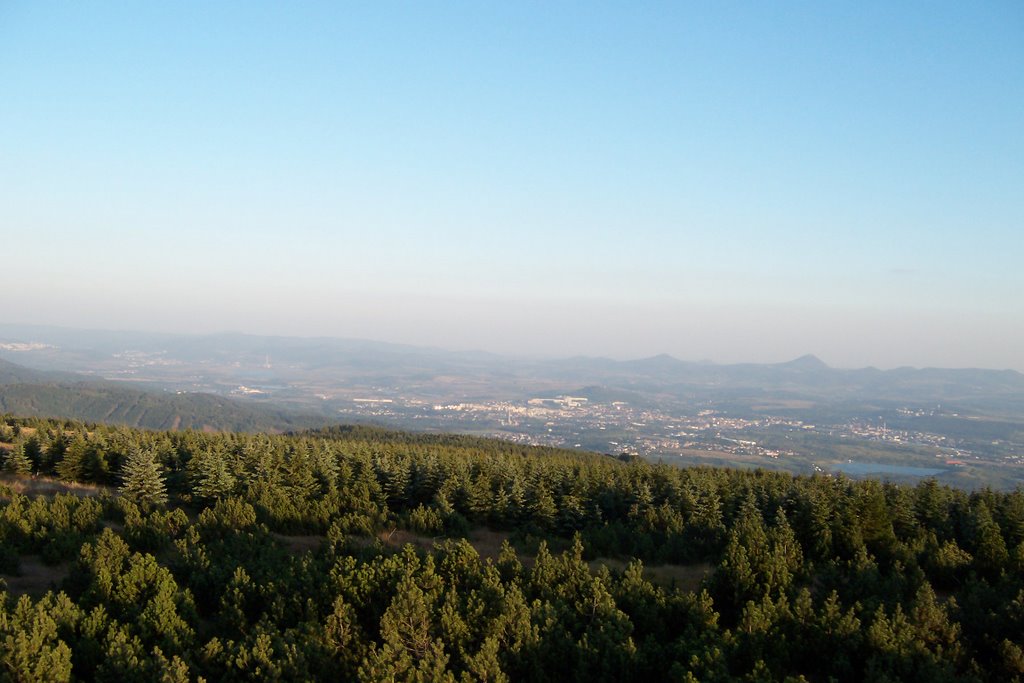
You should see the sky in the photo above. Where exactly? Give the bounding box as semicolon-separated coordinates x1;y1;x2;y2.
1;2;1022;369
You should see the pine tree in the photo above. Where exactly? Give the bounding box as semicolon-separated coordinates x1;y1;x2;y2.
56;438;88;482
189;448;236;501
969;501;1009;574
119;448;168;507
528;483;557;531
21;435;44;472
285;443;319;500
5;441;33;475
309;440;340;493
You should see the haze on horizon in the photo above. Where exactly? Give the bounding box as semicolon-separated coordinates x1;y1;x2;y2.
2;3;1022;371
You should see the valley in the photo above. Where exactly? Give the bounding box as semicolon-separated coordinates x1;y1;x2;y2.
2;324;1023;489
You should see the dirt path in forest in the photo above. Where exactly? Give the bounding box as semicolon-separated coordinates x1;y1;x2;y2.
0;555;72;598
270;532;326;555
591;557;713;591
0;474;110;499
376;528;713;590
376;527;513;559
268;525;712;592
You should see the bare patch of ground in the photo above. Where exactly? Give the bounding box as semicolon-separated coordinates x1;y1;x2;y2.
1;556;71;598
270;532;325;555
375;527;513;559
102;520;125;534
592;557;712;591
0;474;109;499
466;528;513;560
377;528;443;553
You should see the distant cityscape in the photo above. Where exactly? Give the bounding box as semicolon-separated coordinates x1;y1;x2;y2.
332;394;993;468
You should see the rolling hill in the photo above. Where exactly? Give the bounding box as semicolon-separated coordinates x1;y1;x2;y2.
0;358;318;432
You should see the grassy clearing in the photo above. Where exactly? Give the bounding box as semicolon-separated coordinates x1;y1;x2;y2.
0;474;110;499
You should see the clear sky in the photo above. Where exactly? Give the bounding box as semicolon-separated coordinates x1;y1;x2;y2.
2;2;1022;369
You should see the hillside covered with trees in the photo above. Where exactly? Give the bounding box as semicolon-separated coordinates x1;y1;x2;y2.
0;359;316;433
1;415;1023;681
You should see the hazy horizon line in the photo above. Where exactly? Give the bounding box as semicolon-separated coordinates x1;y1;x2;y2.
1;320;1020;375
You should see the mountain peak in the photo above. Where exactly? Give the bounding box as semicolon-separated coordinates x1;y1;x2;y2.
784;354;829;370
634;353;686;368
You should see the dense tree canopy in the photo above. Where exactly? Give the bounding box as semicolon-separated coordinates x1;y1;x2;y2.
0;414;1022;681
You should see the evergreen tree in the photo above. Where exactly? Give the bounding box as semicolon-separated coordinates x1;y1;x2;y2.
82;436;113;484
528;483;558;531
969;501;1009;575
285;443;319;500
119;448;168;507
56;437;88;482
21;435;45;472
309;440;340;493
189;448;236;501
5;441;33;475
41;431;68;475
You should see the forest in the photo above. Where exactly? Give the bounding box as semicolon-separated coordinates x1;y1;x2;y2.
0;356;312;432
0;415;1022;682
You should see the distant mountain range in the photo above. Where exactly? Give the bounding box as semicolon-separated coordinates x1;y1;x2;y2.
545;351;1024;400
1;323;1023;424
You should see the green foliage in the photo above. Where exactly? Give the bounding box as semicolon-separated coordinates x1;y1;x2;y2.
74;529;196;652
188;447;237;501
0;415;1021;681
0;382;315;432
119;448;168;508
55;437;88;482
0;594;73;682
406;504;445;536
4;441;33;475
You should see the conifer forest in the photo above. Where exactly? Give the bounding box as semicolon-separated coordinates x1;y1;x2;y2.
1;415;1023;682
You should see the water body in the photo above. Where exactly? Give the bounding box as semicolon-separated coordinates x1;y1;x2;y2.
833;462;946;477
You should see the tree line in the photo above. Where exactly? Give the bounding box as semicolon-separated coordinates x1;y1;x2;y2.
1;415;1022;681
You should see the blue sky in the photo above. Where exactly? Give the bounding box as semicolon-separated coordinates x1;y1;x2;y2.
2;2;1022;368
